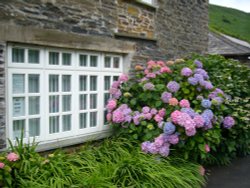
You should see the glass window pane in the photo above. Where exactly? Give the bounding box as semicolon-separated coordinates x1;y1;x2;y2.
80;94;87;110
13;74;25;94
104;56;111;68
104;110;108;125
113;57;120;68
113;76;119;81
62;95;71;112
13;120;25;139
80;113;87;129
104;93;110;105
62;53;71;66
90;94;97;109
90;55;98;67
28;74;39;93
63;115;71;131
49;75;59;92
79;54;87;67
79;75;87;91
29;118;40;137
49;116;59;134
49;95;59;113
90;76;97;91
13;97;25;117
62;75;71;92
90;112;97;127
12;48;24;63
28;49;39;64
49;52;59;65
29;96;40;115
104;76;111;90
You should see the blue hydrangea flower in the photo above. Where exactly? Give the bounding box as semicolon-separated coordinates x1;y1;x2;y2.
194;60;203;68
163;122;176;135
201;99;211;108
181;108;196;118
188;77;198;85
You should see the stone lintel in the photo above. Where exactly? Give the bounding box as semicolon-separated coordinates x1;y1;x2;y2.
0;24;135;54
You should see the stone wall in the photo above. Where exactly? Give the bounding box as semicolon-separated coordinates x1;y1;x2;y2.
0;42;6;150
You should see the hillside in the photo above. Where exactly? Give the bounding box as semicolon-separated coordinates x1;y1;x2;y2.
209;4;250;43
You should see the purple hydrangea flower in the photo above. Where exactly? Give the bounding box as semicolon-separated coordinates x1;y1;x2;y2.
142;106;150;114
112;110;125;123
194;60;203;68
181;67;193;77
203;109;214;120
223;116;235;129
113;89;122;99
167;81;180;93
148;143;159;154
212;97;224;105
185;126;196;136
141;141;151;153
193;115;205;128
150;108;158;115
167;134;179;145
159;143;170;157
188;77;198;85
163;122;176;135
194;73;204;81
161;92;172;103
181;108;196;118
195;69;209;79
201;99;212;108
143;82;155;90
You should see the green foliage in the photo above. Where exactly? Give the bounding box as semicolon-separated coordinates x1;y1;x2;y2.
190;54;250;165
0;138;205;187
209;4;250;43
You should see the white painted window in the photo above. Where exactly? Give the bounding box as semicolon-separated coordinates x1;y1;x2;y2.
140;0;154;5
7;45;123;143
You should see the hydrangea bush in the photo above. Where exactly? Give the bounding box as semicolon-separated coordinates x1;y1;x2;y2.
107;59;235;162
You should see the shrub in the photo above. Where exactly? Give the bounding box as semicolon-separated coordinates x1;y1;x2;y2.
107;58;236;163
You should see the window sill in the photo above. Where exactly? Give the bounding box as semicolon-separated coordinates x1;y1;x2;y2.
135;0;158;9
114;32;157;42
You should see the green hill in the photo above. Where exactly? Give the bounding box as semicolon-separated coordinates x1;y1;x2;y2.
209;4;250;43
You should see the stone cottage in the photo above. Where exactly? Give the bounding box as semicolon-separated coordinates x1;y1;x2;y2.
0;0;208;151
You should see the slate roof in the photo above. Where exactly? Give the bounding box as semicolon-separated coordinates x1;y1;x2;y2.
208;32;250;56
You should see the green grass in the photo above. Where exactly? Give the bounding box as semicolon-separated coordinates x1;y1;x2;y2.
209;4;250;43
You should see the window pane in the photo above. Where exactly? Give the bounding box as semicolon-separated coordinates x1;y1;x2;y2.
90;94;97;109
63;115;71;131
104;93;110;105
90;112;97;127
62;75;71;92
80;94;87;110
113;57;120;68
62;53;71;66
29;96;40;115
49;75;59;92
80;113;87;129
13;120;25;139
90;55;98;67
113;76;119;81
28;74;39;93
79;75;87;91
104;56;111;68
12;48;24;63
13;97;25;117
104;110;108;125
90;76;97;91
49;52;59;65
29;118;40;137
62;95;71;112
28;49;39;64
49;116;59;134
104;76;111;90
49;95;59;113
13;74;25;94
79;54;87;67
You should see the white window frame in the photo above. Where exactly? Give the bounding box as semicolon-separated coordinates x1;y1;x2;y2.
140;0;155;5
7;44;123;144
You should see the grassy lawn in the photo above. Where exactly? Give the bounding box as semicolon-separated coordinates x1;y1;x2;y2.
209;4;250;43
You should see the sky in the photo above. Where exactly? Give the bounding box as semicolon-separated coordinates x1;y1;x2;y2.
210;0;250;13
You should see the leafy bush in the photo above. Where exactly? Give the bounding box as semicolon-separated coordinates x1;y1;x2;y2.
0;138;205;187
107;58;236;163
189;54;250;165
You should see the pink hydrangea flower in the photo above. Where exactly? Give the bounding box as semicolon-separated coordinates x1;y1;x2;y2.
199;166;205;176
158;108;166;117
144;69;150;74
147;60;156;68
144;113;152;120
205;144;210;153
154;114;163;123
111;81;121;89
193;115;205;128
171;110;182;124
169;98;178;106
150;108;158;115
154;134;166;147
146;73;156;78
112;110;125;123
106;113;112;122
160;66;171;73
179;99;190;108
185;126;196;136
0;162;5;169
7;152;19;162
157;61;165;67
109;88;118;95
118;74;128;82
167;134;179;145
106;99;117;111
